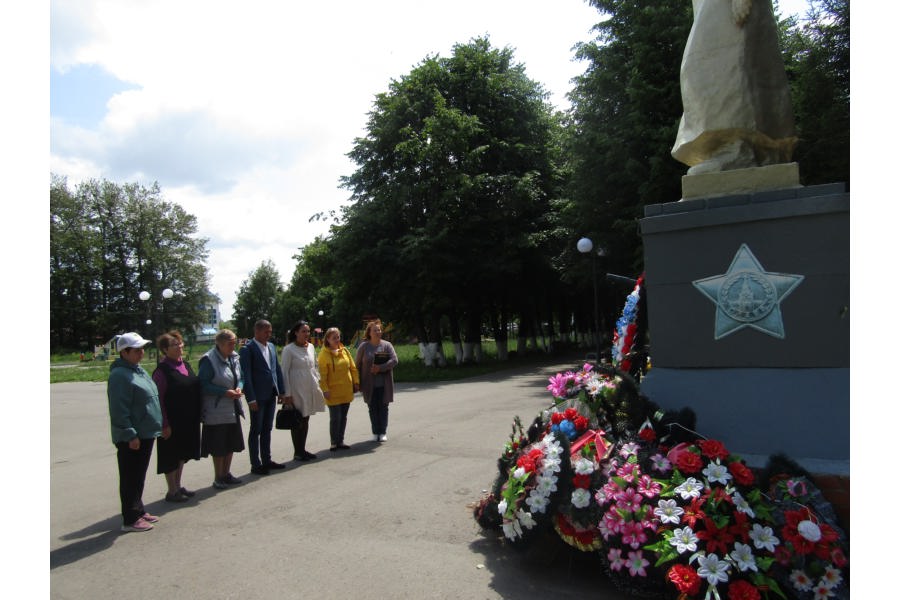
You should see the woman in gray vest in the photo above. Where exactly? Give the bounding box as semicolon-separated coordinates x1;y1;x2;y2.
198;329;245;489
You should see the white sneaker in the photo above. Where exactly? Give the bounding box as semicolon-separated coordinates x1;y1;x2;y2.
371;435;380;442
378;434;387;442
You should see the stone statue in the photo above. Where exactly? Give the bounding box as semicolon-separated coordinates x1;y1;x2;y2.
672;0;798;175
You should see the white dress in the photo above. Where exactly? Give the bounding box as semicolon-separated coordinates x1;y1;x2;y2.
281;343;326;417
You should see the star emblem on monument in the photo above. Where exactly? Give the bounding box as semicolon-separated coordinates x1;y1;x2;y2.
692;244;804;340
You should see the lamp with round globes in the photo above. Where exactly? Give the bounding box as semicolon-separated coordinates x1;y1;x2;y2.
577;237;604;362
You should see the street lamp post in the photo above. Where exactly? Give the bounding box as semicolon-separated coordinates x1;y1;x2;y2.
577;237;604;362
139;288;174;359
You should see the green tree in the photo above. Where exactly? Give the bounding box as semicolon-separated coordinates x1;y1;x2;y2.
232;260;283;339
780;0;850;185
338;37;563;362
50;176;211;350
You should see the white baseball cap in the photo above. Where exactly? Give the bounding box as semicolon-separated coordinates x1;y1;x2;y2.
116;332;152;352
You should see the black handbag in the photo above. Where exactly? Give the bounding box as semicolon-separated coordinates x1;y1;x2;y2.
275;406;301;430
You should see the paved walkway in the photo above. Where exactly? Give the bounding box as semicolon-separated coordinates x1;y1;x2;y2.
50;360;629;599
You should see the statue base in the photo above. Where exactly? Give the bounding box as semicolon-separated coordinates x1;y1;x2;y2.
681;162;801;200
639;182;849;468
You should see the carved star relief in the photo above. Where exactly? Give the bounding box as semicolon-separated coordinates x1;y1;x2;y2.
692;244;804;340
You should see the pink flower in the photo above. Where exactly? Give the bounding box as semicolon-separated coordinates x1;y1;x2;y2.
638;474;661;498
615;487;644;513
616;462;639;483
626;550;650;577
621;521;649;549
607;547;626;571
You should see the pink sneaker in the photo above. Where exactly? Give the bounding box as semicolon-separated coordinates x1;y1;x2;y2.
142;513;160;523
121;517;154;533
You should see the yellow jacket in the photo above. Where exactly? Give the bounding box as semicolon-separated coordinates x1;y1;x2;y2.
317;344;359;406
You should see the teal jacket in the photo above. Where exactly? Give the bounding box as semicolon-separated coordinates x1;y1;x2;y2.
107;357;163;443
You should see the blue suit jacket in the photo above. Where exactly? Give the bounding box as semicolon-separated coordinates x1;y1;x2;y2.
238;340;285;405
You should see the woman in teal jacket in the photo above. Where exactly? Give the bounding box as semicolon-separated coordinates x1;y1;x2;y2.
107;332;163;533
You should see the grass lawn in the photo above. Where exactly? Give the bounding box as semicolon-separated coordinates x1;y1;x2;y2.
50;341;584;384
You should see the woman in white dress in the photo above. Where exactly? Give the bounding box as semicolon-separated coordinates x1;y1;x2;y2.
281;321;326;461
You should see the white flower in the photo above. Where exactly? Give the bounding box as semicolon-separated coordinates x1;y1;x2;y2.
525;492;549;514
729;542;758;572
790;569;814;592
502;518;522;540
820;566;843;590
654;499;684;524
798;519;822;542
669;526;698;553
675;477;704;500
573;458;595;475
585;377;603;396
696;553;730;586
516;509;536;530
749;523;779;552
497;499;508;515
813;582;836;599
513;467;527;479
571;488;591;509
535;474;557;495
544;443;564;459
702;459;732;485
732;491;755;517
541;456;562;473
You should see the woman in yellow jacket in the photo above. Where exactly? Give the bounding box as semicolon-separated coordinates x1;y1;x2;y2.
318;327;360;451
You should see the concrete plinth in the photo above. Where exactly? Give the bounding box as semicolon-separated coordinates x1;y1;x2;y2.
639;182;849;466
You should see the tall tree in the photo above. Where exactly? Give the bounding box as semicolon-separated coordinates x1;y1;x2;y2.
50;176;211;349
232;260;283;339
338;37;563;362
779;0;850;185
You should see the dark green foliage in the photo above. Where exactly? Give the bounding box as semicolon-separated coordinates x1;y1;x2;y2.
231;260;283;339
50;175;211;350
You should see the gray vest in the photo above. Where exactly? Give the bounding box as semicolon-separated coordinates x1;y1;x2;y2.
200;347;243;425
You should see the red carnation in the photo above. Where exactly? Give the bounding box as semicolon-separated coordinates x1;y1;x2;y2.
572;474;592;489
639;426;656;442
551;412;565;425
573;415;589;431
831;547;848;568
564;407;579;421
727;580;761;600
675;450;703;474
516;456;536;474
699;439;730;461
728;461;755;486
667;564;701;596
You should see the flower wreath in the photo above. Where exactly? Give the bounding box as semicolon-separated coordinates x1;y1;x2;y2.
643;440;785;600
496;432;569;543
767;476;849;600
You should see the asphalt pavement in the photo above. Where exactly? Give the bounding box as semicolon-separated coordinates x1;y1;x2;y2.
50;359;630;600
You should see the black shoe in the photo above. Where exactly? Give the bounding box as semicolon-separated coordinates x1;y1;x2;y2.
302;451;317;460
179;487;196;497
251;465;270;475
337;444;351;450
264;461;285;470
165;491;189;503
222;473;242;485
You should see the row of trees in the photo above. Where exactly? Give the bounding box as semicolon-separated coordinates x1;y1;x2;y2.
50;176;213;350
229;1;848;364
52;1;849;360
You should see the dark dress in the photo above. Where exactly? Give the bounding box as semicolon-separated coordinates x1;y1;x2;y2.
154;361;203;474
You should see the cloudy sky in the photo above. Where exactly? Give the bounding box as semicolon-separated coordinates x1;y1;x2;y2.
49;0;814;321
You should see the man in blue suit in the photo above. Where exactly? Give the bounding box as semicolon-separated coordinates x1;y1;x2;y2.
239;319;287;475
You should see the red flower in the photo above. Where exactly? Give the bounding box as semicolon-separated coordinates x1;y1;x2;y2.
699;439;730;461
516;456;537;473
696;516;735;556
682;497;706;528
638;426;656;442
556;513;575;536
728;461;756;486
729;511;750;543
551;412;565;425
573;415;589;431
727;579;761;600
774;546;792;566
667;564;701;596
574;529;596;545
831;547;848;568
572;474;592;489
564;407;579;421
675;451;703;474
